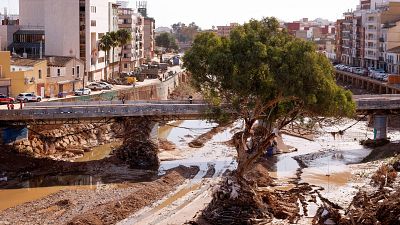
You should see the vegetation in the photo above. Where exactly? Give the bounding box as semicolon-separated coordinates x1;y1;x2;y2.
98;34;113;81
183;17;355;180
155;33;178;51
171;22;200;43
116;29;133;75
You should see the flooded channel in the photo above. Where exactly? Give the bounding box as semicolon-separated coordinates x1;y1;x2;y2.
1;117;399;220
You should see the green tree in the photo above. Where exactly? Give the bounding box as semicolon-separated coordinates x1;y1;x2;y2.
116;29;133;75
98;33;113;81
156;33;178;51
183;18;355;180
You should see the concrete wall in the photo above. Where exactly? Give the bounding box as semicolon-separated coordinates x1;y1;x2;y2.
19;0;45;27
44;0;80;58
0;25;19;51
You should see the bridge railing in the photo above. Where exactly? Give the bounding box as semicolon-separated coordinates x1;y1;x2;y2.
26;100;208;108
0;103;211;122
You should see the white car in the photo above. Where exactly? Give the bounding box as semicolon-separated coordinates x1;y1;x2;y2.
16;93;42;102
74;88;91;96
97;81;113;90
87;82;108;91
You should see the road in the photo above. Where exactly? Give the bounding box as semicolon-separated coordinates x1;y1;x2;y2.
0;65;183;110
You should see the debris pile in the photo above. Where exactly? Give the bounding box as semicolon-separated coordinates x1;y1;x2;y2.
116;118;160;170
201;176;272;224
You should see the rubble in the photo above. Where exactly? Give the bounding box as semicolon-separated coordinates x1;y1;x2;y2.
116;118;160;170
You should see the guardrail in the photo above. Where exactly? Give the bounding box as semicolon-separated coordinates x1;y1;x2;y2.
0;103;210;122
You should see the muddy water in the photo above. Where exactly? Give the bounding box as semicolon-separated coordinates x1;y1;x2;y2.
0;142;119;212
74;141;122;162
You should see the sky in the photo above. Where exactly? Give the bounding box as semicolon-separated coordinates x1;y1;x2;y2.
0;0;360;29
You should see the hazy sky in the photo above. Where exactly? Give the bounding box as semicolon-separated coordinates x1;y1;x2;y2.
0;0;360;29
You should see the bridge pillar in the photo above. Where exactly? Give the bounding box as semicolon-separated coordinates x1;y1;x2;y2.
379;85;383;94
373;115;388;140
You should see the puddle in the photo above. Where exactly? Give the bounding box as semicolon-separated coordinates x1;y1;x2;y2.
0;185;93;212
74;142;122;162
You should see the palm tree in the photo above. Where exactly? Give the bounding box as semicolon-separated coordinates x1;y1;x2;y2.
98;34;113;81
109;31;119;79
116;29;133;76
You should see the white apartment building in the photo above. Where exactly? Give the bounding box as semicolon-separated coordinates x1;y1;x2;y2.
19;0;118;81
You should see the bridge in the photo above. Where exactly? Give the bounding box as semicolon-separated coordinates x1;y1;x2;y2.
0;96;399;124
0;95;399;142
336;70;400;94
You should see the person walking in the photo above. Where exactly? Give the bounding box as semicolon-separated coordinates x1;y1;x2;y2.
188;95;193;104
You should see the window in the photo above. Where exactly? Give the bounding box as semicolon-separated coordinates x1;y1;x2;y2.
90;6;96;13
57;69;61;76
124;64;128;69
38;69;42;79
47;68;50;77
91;20;96;26
72;67;75;76
77;66;80;77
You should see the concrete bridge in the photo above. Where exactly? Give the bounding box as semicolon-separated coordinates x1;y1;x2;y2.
0;95;399;143
336;70;400;94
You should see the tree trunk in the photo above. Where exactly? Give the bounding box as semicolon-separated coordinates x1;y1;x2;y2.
119;45;123;76
111;47;115;79
104;51;108;81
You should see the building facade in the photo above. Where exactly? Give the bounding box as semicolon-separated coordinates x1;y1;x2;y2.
217;23;239;37
336;0;400;71
19;0;118;82
143;17;155;60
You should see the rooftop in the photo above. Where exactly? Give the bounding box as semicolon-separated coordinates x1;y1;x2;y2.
387;46;400;54
45;56;83;67
10;58;46;67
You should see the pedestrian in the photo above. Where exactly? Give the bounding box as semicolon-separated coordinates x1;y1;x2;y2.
10;103;14;110
6;102;10;110
188;95;193;104
19;100;23;110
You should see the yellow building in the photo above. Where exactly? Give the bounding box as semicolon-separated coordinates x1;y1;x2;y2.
0;51;47;97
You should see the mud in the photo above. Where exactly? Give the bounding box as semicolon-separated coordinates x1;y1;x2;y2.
68;166;199;225
188;123;232;148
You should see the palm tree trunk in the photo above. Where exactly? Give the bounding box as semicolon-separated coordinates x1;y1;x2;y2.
119;45;123;76
104;51;108;81
112;47;115;79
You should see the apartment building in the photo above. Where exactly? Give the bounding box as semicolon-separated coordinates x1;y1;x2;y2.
217;23;239;37
336;0;400;70
118;7;144;72
19;0;118;82
143;17;155;60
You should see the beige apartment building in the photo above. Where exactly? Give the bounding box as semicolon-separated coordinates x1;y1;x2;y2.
144;17;155;60
118;7;144;72
217;23;239;37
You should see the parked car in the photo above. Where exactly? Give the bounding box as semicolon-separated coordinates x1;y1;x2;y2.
16;93;42;102
74;88;91;96
87;82;108;91
0;95;15;104
97;81;113;90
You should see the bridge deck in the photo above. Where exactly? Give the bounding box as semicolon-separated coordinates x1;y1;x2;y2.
0;96;399;125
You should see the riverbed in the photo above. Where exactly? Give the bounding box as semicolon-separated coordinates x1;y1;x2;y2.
1;118;399;224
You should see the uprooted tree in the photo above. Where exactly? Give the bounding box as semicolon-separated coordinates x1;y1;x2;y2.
183;17;356;222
